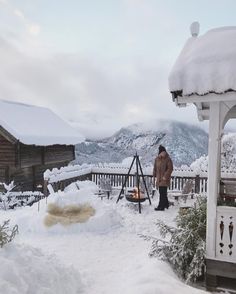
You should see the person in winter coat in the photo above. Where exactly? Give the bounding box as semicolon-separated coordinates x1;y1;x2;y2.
153;145;173;211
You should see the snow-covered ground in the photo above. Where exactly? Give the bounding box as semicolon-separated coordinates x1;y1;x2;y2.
0;181;212;294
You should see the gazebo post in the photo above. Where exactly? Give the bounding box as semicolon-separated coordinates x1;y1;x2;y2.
206;102;222;259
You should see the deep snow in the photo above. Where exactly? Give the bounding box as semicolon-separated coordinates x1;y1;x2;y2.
0;99;84;146
0;181;217;294
169;26;236;96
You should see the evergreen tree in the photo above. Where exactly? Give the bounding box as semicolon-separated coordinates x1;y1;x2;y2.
150;197;206;283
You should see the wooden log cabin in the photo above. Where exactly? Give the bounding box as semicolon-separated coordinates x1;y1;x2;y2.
0;100;84;192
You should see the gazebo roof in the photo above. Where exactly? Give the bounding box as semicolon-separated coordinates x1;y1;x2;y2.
169;25;236;97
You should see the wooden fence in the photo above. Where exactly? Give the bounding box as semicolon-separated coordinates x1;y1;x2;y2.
44;170;208;195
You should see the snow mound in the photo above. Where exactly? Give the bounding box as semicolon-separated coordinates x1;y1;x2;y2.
50;180;99;208
13;181;123;235
45;204;122;235
45;181;122;234
0;243;83;294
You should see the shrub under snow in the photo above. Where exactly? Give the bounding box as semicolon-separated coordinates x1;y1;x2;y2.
0;220;18;248
150;197;207;283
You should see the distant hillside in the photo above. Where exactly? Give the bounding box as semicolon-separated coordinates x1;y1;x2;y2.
74;119;208;167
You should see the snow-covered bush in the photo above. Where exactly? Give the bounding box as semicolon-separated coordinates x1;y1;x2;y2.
0;220;18;248
0;181;16;210
150;197;207;283
0;181;41;210
0;181;28;210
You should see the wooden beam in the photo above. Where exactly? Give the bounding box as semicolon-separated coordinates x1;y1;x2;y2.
15;141;21;168
72;145;75;160
197;109;209;121
41;146;45;165
175;91;236;105
0;126;17;144
206;258;236;279
222;102;236;127
32;166;36;191
4;166;10;184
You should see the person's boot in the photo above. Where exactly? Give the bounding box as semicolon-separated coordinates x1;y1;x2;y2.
164;202;169;209
154;206;164;211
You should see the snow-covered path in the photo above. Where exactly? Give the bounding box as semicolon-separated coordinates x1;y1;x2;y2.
19;226;206;294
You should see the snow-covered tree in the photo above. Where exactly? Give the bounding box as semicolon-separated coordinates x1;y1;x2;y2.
150;197;207;283
221;133;236;171
190;132;236;173
190;155;208;174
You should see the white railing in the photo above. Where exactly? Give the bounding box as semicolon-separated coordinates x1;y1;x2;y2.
43;163;236;195
43;163;206;194
44;163;199;183
216;206;236;262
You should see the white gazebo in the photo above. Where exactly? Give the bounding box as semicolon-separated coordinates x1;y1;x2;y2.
169;23;236;291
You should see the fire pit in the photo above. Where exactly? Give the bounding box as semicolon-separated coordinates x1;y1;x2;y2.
116;153;152;213
125;187;146;203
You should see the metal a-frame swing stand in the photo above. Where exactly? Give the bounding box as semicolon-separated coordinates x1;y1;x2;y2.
116;153;152;213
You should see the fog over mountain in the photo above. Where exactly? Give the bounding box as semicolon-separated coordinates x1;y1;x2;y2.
74;120;208;167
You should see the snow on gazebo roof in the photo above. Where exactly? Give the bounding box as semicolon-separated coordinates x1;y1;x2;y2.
169;24;236;97
0;100;84;146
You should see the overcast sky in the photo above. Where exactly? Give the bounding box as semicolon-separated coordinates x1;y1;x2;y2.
1;0;236;139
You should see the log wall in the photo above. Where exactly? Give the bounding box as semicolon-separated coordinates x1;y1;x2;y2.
20;144;42;167
0;134;15;167
19;144;75;167
0;132;75;191
44;145;74;164
12;167;34;191
10;161;72;191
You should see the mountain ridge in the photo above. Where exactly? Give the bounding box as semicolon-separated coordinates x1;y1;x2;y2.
74;119;208;167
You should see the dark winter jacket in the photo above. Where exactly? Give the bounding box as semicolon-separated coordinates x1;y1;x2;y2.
153;151;173;188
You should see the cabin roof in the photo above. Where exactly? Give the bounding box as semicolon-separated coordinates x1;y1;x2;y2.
169;26;236;97
0;100;84;146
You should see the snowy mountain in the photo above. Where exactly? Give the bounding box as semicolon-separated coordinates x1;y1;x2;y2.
74;120;208;167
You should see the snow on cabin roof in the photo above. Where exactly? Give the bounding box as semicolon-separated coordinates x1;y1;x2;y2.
169;25;236;97
0;100;85;146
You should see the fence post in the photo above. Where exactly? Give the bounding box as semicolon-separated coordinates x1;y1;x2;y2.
87;173;92;181
43;179;48;197
195;174;200;194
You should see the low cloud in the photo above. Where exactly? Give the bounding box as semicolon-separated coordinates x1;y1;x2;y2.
0;33;201;139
